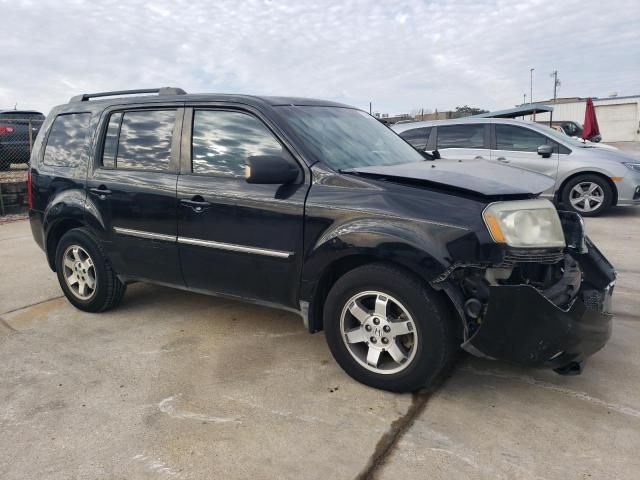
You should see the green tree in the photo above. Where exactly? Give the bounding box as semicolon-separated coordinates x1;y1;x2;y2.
452;105;489;118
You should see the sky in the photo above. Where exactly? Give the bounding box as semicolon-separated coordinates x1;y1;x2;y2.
1;0;639;115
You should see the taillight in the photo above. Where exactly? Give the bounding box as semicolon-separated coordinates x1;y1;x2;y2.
0;125;15;134
27;171;33;209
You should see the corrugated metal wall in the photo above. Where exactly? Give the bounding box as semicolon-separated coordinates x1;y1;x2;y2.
526;97;640;142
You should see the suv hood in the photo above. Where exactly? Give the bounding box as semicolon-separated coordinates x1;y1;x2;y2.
343;159;555;197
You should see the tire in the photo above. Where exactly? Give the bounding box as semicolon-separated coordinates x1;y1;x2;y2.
324;263;457;392
561;174;612;217
55;228;126;312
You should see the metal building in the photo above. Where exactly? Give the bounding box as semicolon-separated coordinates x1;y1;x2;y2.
526;95;640;142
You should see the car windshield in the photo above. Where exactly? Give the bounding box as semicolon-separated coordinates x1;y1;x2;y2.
533;122;591;148
278;106;425;170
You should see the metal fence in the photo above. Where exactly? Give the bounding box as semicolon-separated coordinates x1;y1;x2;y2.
0;117;43;172
0;117;43;214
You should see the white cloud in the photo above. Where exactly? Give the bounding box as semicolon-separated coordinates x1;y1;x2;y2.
0;0;638;115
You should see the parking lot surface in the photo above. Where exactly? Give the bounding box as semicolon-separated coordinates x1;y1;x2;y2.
1;205;639;479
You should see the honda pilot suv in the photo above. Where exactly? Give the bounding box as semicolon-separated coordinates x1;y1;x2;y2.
29;88;616;392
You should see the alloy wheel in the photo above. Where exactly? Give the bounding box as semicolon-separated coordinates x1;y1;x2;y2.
340;291;418;375
62;245;97;300
569;182;604;213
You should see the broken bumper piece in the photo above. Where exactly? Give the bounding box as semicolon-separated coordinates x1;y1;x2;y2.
462;234;616;371
462;282;613;369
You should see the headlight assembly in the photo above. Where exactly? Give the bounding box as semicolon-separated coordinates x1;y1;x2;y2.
623;162;640;173
483;199;565;248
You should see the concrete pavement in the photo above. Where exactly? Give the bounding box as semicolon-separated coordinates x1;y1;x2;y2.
1;206;639;479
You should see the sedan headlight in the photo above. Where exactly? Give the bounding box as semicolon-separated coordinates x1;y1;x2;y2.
623;162;640;173
483;199;565;248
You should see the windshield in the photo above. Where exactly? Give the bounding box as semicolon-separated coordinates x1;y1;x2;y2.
533;122;590;148
278;106;425;170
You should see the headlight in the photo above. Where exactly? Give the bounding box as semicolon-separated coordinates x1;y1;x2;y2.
623;162;640;173
483;199;565;248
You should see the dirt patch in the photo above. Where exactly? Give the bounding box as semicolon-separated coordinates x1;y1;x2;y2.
0;212;28;225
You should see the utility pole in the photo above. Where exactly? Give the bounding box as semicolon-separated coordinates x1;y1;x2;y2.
523;93;526;105
551;70;560;102
529;68;535;105
530;68;535;121
369;102;372;115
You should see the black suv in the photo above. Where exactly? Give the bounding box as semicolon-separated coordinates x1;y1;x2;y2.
29;88;615;392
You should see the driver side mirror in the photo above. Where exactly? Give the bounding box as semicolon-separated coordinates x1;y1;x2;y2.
537;144;553;158
245;155;299;184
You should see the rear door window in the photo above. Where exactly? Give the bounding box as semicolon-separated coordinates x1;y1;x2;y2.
43;113;91;167
399;127;431;150
437;124;486;149
101;110;176;171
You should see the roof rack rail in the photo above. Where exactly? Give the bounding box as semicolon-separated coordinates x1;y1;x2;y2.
68;87;187;103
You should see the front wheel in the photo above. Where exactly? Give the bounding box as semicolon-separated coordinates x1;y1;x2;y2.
324;263;457;392
561;174;612;217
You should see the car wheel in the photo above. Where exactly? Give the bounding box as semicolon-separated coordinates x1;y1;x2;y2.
55;228;126;312
324;263;457;392
561;174;612;217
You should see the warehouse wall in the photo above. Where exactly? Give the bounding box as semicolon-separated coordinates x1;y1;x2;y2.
526;97;640;142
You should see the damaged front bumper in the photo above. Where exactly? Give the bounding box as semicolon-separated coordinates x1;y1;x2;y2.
447;212;616;372
462;277;614;369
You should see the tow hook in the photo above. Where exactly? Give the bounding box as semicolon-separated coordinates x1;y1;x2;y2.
554;361;583;376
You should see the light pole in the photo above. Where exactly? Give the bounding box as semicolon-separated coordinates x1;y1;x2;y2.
550;70;560;102
529;68;535;105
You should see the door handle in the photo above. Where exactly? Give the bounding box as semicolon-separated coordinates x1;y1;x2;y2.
474;156;485;160
89;186;112;200
180;196;211;213
497;157;510;163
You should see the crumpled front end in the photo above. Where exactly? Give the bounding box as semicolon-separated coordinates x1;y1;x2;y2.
439;211;615;372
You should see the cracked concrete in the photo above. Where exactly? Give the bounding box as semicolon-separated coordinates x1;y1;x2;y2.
1;203;639;479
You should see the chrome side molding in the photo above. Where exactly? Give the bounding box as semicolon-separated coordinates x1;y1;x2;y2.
113;227;292;258
113;227;176;242
178;236;292;258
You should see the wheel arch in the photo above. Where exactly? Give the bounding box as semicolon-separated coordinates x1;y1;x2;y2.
45;218;88;271
556;170;618;207
304;252;455;334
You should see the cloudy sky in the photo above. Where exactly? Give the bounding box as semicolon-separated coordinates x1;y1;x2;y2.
1;0;638;115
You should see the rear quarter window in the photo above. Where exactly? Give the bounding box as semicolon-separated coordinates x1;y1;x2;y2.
43;113;91;167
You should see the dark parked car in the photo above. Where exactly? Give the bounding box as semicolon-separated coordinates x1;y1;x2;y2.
29;88;616;392
0;110;45;170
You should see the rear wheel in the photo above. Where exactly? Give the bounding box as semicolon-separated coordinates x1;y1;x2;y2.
324;263;457;392
55;228;126;312
561;174;612;217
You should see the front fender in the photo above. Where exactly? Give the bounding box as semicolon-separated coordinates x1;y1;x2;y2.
300;216;473;331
